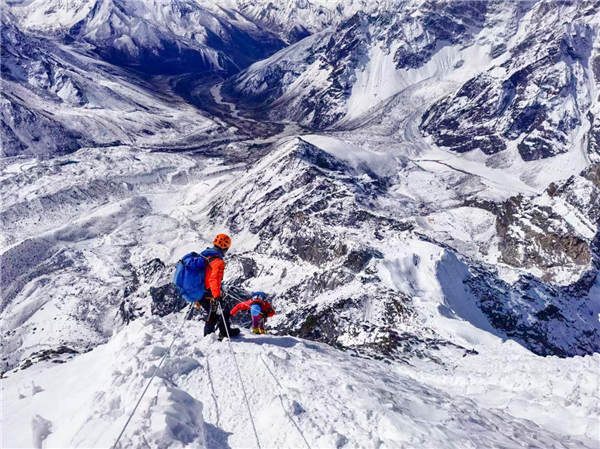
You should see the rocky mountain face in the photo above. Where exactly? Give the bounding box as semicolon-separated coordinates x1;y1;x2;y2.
421;1;599;162
496;165;600;281
1;0;600;375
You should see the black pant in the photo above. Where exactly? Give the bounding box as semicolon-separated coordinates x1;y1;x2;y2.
199;296;232;336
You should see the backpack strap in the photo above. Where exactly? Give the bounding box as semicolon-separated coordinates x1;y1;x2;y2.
204;254;220;263
179;252;214;269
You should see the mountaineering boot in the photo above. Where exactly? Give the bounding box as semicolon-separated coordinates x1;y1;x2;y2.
252;328;260;334
219;327;241;340
259;328;266;334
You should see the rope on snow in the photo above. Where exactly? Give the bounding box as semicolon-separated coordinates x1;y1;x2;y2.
226;289;311;447
112;304;194;449
259;353;312;449
218;301;263;449
112;292;307;449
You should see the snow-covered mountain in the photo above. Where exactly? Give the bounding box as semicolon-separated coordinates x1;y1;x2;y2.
223;1;599;173
1;16;237;157
234;0;384;43
2;1;600;448
421;1;599;163
7;0;286;74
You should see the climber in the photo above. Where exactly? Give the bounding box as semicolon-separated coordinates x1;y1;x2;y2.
230;291;276;334
195;234;240;338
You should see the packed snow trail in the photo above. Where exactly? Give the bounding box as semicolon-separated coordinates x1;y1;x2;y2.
258;353;312;449
217;305;262;449
2;315;598;448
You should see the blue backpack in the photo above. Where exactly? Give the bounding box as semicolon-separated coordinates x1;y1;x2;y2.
173;249;222;302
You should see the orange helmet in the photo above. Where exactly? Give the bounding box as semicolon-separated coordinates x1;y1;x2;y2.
213;233;231;250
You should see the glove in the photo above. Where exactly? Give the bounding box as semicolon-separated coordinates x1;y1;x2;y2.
212;296;222;305
261;311;269;318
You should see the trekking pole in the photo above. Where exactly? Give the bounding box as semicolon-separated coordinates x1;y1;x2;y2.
217;302;262;449
206;300;213;323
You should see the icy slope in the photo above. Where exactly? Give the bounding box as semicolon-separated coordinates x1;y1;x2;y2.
3;315;599;448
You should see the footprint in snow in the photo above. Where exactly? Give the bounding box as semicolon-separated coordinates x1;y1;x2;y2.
31;414;52;449
20;381;44;398
31;381;44;395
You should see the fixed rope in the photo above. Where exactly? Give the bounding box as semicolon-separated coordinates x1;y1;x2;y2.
112;304;194;449
224;288;245;304
218;300;262;449
226;289;311;448
259;354;312;449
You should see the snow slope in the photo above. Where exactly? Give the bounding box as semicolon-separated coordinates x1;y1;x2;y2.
3;315;599;448
6;0;286;74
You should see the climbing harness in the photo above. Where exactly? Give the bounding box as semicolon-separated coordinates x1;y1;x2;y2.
259;353;312;449
218;299;262;449
112;304;194;449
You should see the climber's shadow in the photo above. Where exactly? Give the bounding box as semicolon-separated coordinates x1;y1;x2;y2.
205;423;232;449
239;335;300;348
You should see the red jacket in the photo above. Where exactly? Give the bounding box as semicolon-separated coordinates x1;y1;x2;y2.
205;257;225;298
231;299;276;317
